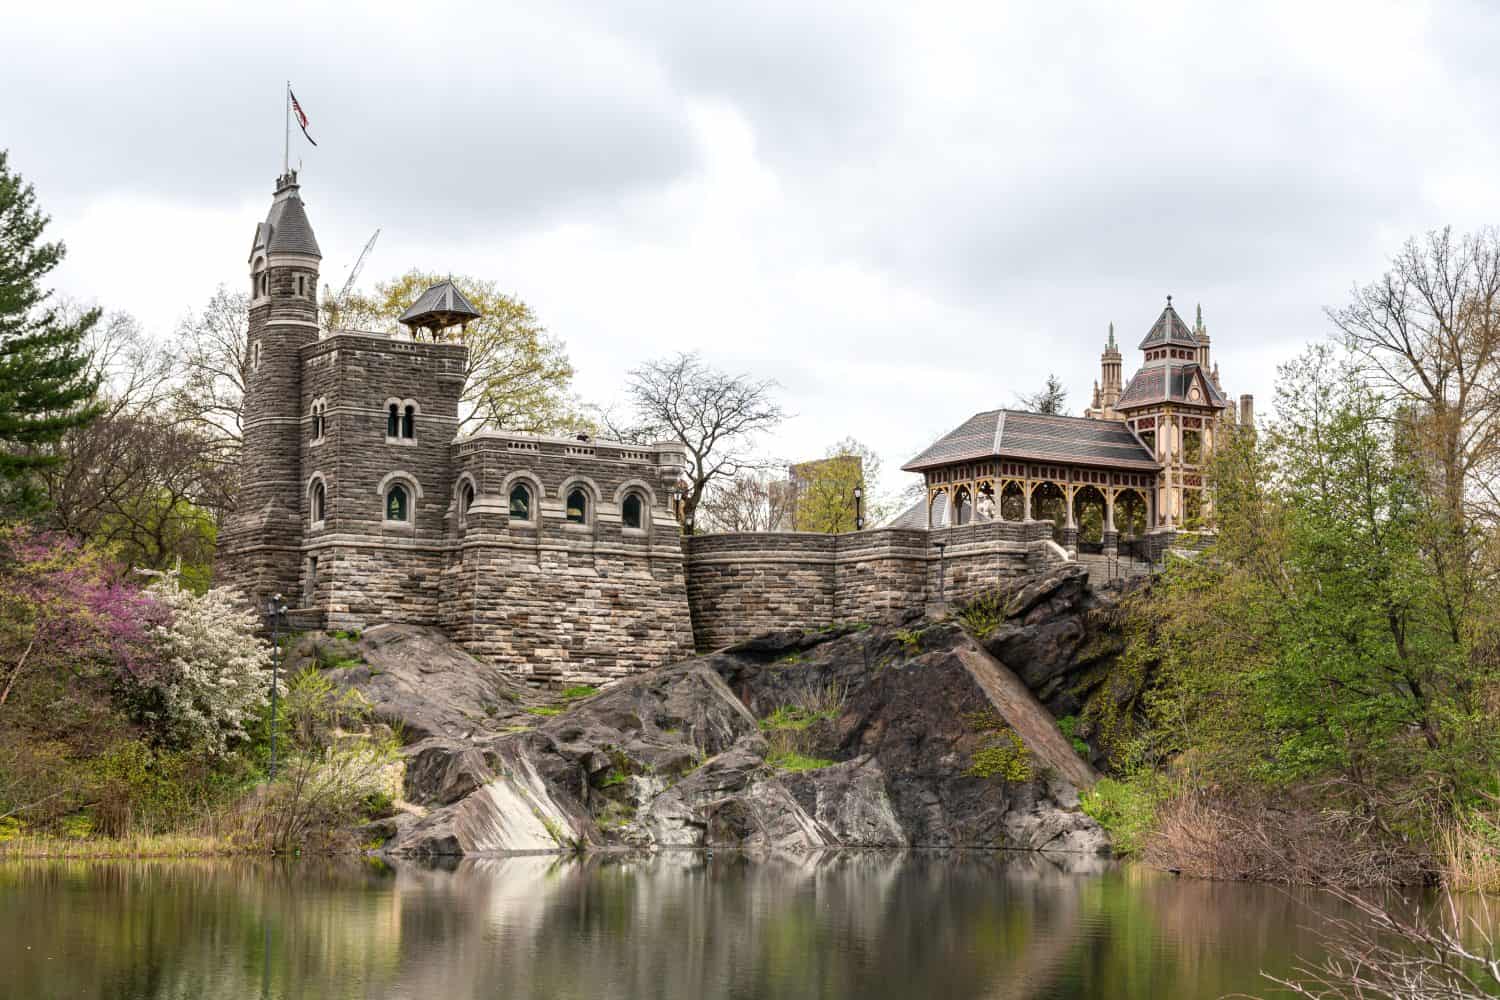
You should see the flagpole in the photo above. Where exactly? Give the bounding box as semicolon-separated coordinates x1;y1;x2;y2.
283;81;290;177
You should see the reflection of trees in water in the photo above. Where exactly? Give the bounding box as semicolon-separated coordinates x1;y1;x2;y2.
3;854;1479;999
0;859;405;998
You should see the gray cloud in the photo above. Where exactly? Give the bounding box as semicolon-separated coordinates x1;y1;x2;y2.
6;0;1500;489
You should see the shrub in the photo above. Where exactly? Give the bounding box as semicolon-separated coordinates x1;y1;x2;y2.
244;668;400;853
560;685;598;701
1079;777;1160;856
957;590;1005;639
134;570;273;755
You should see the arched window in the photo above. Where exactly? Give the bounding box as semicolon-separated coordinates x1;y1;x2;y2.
509;484;532;521
259;271;269;297
622;493;644;529
401;404;415;439
461;482;475;519
386;483;410;522
311;480;326;524
566;488;588;524
387;403;400;438
310;399;326;441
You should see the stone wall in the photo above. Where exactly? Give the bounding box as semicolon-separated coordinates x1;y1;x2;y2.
298;332;468;624
683;519;1064;650
439;433;696;687
683;534;840;649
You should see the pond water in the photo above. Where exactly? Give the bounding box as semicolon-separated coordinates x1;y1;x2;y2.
0;852;1474;999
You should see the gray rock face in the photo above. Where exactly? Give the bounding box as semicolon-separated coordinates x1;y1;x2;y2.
331;591;1114;859
980;566;1147;761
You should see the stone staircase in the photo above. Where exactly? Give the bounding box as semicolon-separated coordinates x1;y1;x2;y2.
1075;552;1154;582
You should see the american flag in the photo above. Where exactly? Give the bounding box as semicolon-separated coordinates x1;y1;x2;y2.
289;89;317;146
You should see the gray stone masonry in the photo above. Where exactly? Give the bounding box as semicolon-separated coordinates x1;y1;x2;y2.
683;519;1063;650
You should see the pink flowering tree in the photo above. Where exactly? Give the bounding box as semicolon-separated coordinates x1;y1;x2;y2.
0;525;165;713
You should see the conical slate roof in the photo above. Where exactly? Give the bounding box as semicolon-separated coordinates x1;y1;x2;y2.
249;172;320;261
398;280;482;333
1137;299;1198;350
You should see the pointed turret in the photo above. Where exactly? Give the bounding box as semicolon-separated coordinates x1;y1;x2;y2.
1195;303;1211;368
1086;321;1125;420
1138;295;1199;352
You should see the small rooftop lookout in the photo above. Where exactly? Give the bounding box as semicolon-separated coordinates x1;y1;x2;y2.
398;280;482;339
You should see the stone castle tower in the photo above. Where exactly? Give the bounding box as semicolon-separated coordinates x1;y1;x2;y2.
217;173;699;685
218;170;323;606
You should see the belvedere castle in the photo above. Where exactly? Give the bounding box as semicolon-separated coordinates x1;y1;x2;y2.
218;173;1251;687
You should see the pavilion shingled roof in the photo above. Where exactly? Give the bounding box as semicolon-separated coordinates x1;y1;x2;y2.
901;409;1158;473
1116;363;1230;410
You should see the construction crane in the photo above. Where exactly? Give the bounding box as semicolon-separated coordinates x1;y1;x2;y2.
336;228;381;313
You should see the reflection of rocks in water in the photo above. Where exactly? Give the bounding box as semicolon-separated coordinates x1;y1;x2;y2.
377;851;1111;1000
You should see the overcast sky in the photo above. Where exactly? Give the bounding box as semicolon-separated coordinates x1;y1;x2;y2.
6;0;1500;500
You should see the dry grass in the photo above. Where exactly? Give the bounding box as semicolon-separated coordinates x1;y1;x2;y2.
758;681;847;762
0;833;244;859
1141;788;1427;889
1440;802;1500;894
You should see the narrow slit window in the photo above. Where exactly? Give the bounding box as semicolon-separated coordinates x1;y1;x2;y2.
387;404;399;438
401;405;415;439
311;481;325;523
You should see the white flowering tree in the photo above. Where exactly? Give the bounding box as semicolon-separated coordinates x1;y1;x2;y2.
138;571;273;754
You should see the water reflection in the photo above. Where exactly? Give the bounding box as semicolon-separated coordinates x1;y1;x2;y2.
0;852;1477;1000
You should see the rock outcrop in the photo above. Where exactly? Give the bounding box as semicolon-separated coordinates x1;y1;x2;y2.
301;565;1127;858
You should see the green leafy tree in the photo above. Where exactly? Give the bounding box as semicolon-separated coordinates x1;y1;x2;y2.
1131;344;1497;807
336;270;584;434
0;151;102;513
792;437;889;533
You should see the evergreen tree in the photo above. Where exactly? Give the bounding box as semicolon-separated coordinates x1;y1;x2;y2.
1017;373;1068;415
0;150;101;514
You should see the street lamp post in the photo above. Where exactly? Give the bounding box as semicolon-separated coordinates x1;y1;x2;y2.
853;486;864;531
265;593;287;779
934;541;947;605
